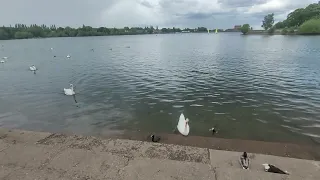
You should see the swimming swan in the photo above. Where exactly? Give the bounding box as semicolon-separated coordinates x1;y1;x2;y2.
177;113;190;136
64;84;75;95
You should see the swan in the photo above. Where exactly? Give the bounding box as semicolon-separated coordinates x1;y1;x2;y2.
66;55;71;58
177;113;190;136
64;84;75;96
29;65;37;71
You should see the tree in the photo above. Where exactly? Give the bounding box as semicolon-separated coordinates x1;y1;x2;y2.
274;21;285;29
0;28;9;40
298;18;320;34
262;13;274;30
240;24;250;34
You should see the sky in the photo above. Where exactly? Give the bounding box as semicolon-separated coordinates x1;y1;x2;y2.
0;0;318;29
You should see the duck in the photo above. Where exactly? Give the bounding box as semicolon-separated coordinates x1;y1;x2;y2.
66;55;71;58
240;152;250;169
29;65;37;71
64;84;75;96
262;164;289;174
150;134;161;142
209;127;217;135
177;113;190;136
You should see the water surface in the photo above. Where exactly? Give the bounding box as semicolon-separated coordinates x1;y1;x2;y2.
0;33;320;144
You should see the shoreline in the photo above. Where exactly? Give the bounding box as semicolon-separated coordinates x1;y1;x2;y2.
2;128;319;161
108;131;320;161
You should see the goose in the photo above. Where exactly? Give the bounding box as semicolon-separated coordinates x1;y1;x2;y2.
209;127;217;135
64;84;75;96
150;134;161;142
177;113;190;136
29;65;37;71
239;152;250;169
66;55;71;58
262;164;289;174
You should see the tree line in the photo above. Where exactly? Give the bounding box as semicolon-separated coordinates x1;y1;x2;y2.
0;24;213;40
240;2;320;35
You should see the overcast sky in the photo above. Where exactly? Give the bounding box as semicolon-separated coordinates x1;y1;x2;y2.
0;0;318;29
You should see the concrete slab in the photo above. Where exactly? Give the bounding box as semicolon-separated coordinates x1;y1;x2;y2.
0;128;52;145
209;149;320;179
47;148;128;179
103;139;210;164
120;158;215;180
0;144;62;168
215;167;287;180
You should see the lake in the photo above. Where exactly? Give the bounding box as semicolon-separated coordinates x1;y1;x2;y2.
0;33;320;144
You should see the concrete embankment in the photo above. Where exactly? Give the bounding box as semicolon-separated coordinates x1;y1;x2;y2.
0;128;319;180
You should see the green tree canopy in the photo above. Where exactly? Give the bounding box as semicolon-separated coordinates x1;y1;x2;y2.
240;24;250;34
298;18;320;34
275;3;320;29
262;13;275;30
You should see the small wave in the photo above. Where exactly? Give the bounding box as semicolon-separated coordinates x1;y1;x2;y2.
302;133;320;138
302;124;320;128
215;112;225;115
256;119;268;124
173;105;184;108
190;104;203;107
180;99;196;103
281;125;301;131
160;99;175;102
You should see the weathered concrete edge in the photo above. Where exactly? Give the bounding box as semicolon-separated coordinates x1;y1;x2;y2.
1;128;320;179
1;128;319;164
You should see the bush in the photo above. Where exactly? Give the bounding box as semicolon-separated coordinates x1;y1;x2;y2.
268;27;275;34
298;18;320;34
288;28;295;34
281;28;288;35
240;24;250;35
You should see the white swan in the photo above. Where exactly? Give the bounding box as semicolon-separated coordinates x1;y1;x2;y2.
64;84;75;96
177;113;190;136
67;55;71;58
29;65;37;71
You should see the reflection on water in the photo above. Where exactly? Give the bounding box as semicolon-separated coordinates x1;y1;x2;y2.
0;34;320;144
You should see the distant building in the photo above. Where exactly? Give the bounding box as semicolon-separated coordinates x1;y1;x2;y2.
234;25;242;30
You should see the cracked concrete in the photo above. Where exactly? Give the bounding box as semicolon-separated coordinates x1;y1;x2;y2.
0;128;319;180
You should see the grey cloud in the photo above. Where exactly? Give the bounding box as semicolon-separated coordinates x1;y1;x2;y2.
0;0;318;29
140;0;154;8
218;0;268;8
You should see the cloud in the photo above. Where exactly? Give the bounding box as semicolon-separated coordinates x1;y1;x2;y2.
0;0;318;29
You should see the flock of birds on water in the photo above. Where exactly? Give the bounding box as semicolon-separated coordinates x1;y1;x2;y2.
1;44;289;176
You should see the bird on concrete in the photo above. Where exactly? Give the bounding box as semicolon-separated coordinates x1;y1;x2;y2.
209;127;217;135
262;164;289;174
240;152;250;169
150;134;161;142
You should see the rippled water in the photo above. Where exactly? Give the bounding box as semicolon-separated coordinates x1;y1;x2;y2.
0;34;320;144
